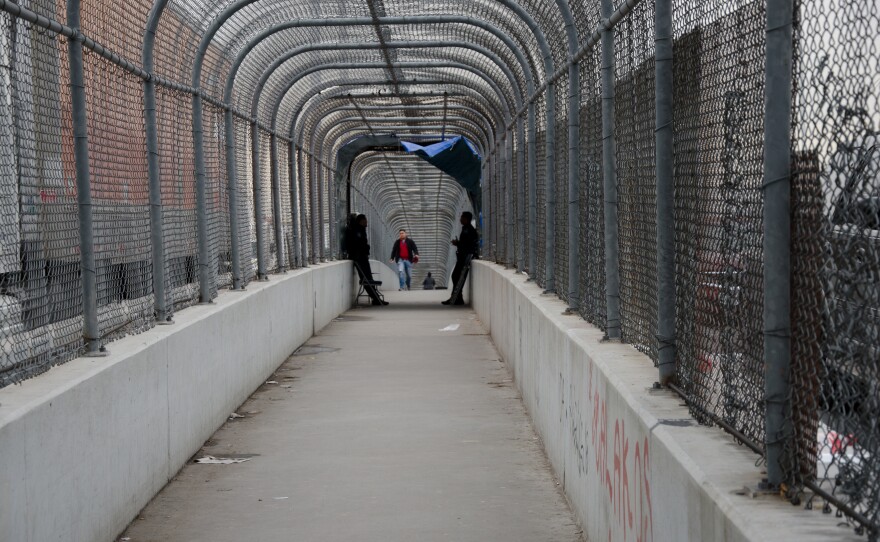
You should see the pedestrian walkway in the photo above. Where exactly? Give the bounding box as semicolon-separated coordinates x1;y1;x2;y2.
120;289;584;542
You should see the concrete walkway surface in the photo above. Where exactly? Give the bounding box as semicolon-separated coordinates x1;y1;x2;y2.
119;289;584;542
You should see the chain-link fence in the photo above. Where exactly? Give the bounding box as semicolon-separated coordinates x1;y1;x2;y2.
0;0;878;536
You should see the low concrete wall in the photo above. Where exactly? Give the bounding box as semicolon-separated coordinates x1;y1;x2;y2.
471;261;858;542
0;261;352;542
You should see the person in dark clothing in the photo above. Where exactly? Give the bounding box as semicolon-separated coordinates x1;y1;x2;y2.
422;272;435;290
442;211;479;305
389;229;419;290
345;214;388;306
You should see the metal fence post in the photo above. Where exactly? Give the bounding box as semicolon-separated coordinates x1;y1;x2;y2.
270;134;285;271
142;26;169;321
298;149;309;266
67;0;101;354
527;103;537;277
224;110;244;288
516;117;526;272
763;0;794;488
251;122;268;278
544;81;557;292
506;133;514;266
288;141;301;268
601;0;621;339
655;0;675;383
567;62;581;311
317;162;325;262
191;93;213;301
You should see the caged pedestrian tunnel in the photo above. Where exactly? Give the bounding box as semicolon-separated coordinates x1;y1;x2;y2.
0;0;879;540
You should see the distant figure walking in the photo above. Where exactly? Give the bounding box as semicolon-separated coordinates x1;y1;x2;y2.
390;229;419;291
422;272;436;290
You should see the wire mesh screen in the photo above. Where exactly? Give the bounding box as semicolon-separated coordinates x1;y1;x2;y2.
157;85;199;310
672;0;767;446
615;0;657;362
277;142;295;269
85;53;154;341
257;129;275;271
789;0;880;531
534;94;547;287
578;46;606;328
555;75;569;299
0;17;83;386
234;117;256;282
203;102;231;292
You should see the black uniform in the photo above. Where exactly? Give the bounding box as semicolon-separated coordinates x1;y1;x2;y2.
345;223;382;304
448;223;479;304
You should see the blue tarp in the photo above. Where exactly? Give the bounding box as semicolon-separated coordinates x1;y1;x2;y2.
400;136;482;212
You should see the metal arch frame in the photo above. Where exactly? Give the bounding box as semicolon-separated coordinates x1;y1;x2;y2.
292;81;504;151
315;120;490;258
264;59;511;268
268;60;513;261
143;0;560;295
272;62;512;262
246;39;521;268
224;18;532;258
284;78;500;266
352;154;466;260
354;158;466;271
256;40;521;138
310;115;490;258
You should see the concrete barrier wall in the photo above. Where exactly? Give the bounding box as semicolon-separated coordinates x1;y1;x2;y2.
0;261;352;542
471;261;858;542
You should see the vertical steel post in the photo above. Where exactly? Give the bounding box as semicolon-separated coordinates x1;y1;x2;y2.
763;0;794;488
298;149;310;266
141;28;169;320
655;0;675;382
288;141;301;268
142;31;168;320
192;93;212;300
224;110;244;288
601;0;621;338
316;161;325;262
567;62;581;310
310;156;319;264
516;117;526;272
528;104;537;277
544;82;557;292
270;134;285;271
506;133;514;266
67;0;101;353
251;122;268;278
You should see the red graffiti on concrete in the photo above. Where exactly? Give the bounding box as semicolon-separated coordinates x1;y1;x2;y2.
589;361;654;542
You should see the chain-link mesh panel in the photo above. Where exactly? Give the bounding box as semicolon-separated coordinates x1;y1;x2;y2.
157;85;199;310
0;18;83;386
578;45;606;329
234;116;256;282
534;94;547;287
257;129;275;271
672;0;766;447
615;0;657;362
203;102;231;292
788;0;880;533
555;74;569;299
277;141;295;268
85;53;154;342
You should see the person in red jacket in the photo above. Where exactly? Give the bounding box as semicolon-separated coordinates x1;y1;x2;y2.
389;229;419;291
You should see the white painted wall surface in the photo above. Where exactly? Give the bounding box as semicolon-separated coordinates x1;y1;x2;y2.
471;261;860;542
0;261;352;542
